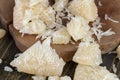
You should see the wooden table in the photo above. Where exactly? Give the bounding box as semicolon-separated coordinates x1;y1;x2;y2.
0;0;120;79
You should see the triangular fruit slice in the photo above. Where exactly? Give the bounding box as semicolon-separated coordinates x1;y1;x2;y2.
73;41;102;66
10;37;65;76
74;64;119;80
68;0;98;21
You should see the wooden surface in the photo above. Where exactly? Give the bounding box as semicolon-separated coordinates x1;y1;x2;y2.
0;0;14;29
0;0;120;79
8;0;120;62
97;0;120;54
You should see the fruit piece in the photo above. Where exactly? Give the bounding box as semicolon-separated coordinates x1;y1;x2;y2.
10;37;65;76
13;0;26;30
14;0;48;34
68;0;98;21
117;45;120;59
48;76;60;80
67;16;90;41
29;0;49;7
73;41;102;66
39;6;56;28
81;31;95;43
48;76;71;80
52;27;71;44
60;76;71;80
0;29;6;39
74;64;119;80
53;0;68;12
21;15;47;34
32;4;48;15
32;76;46;80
